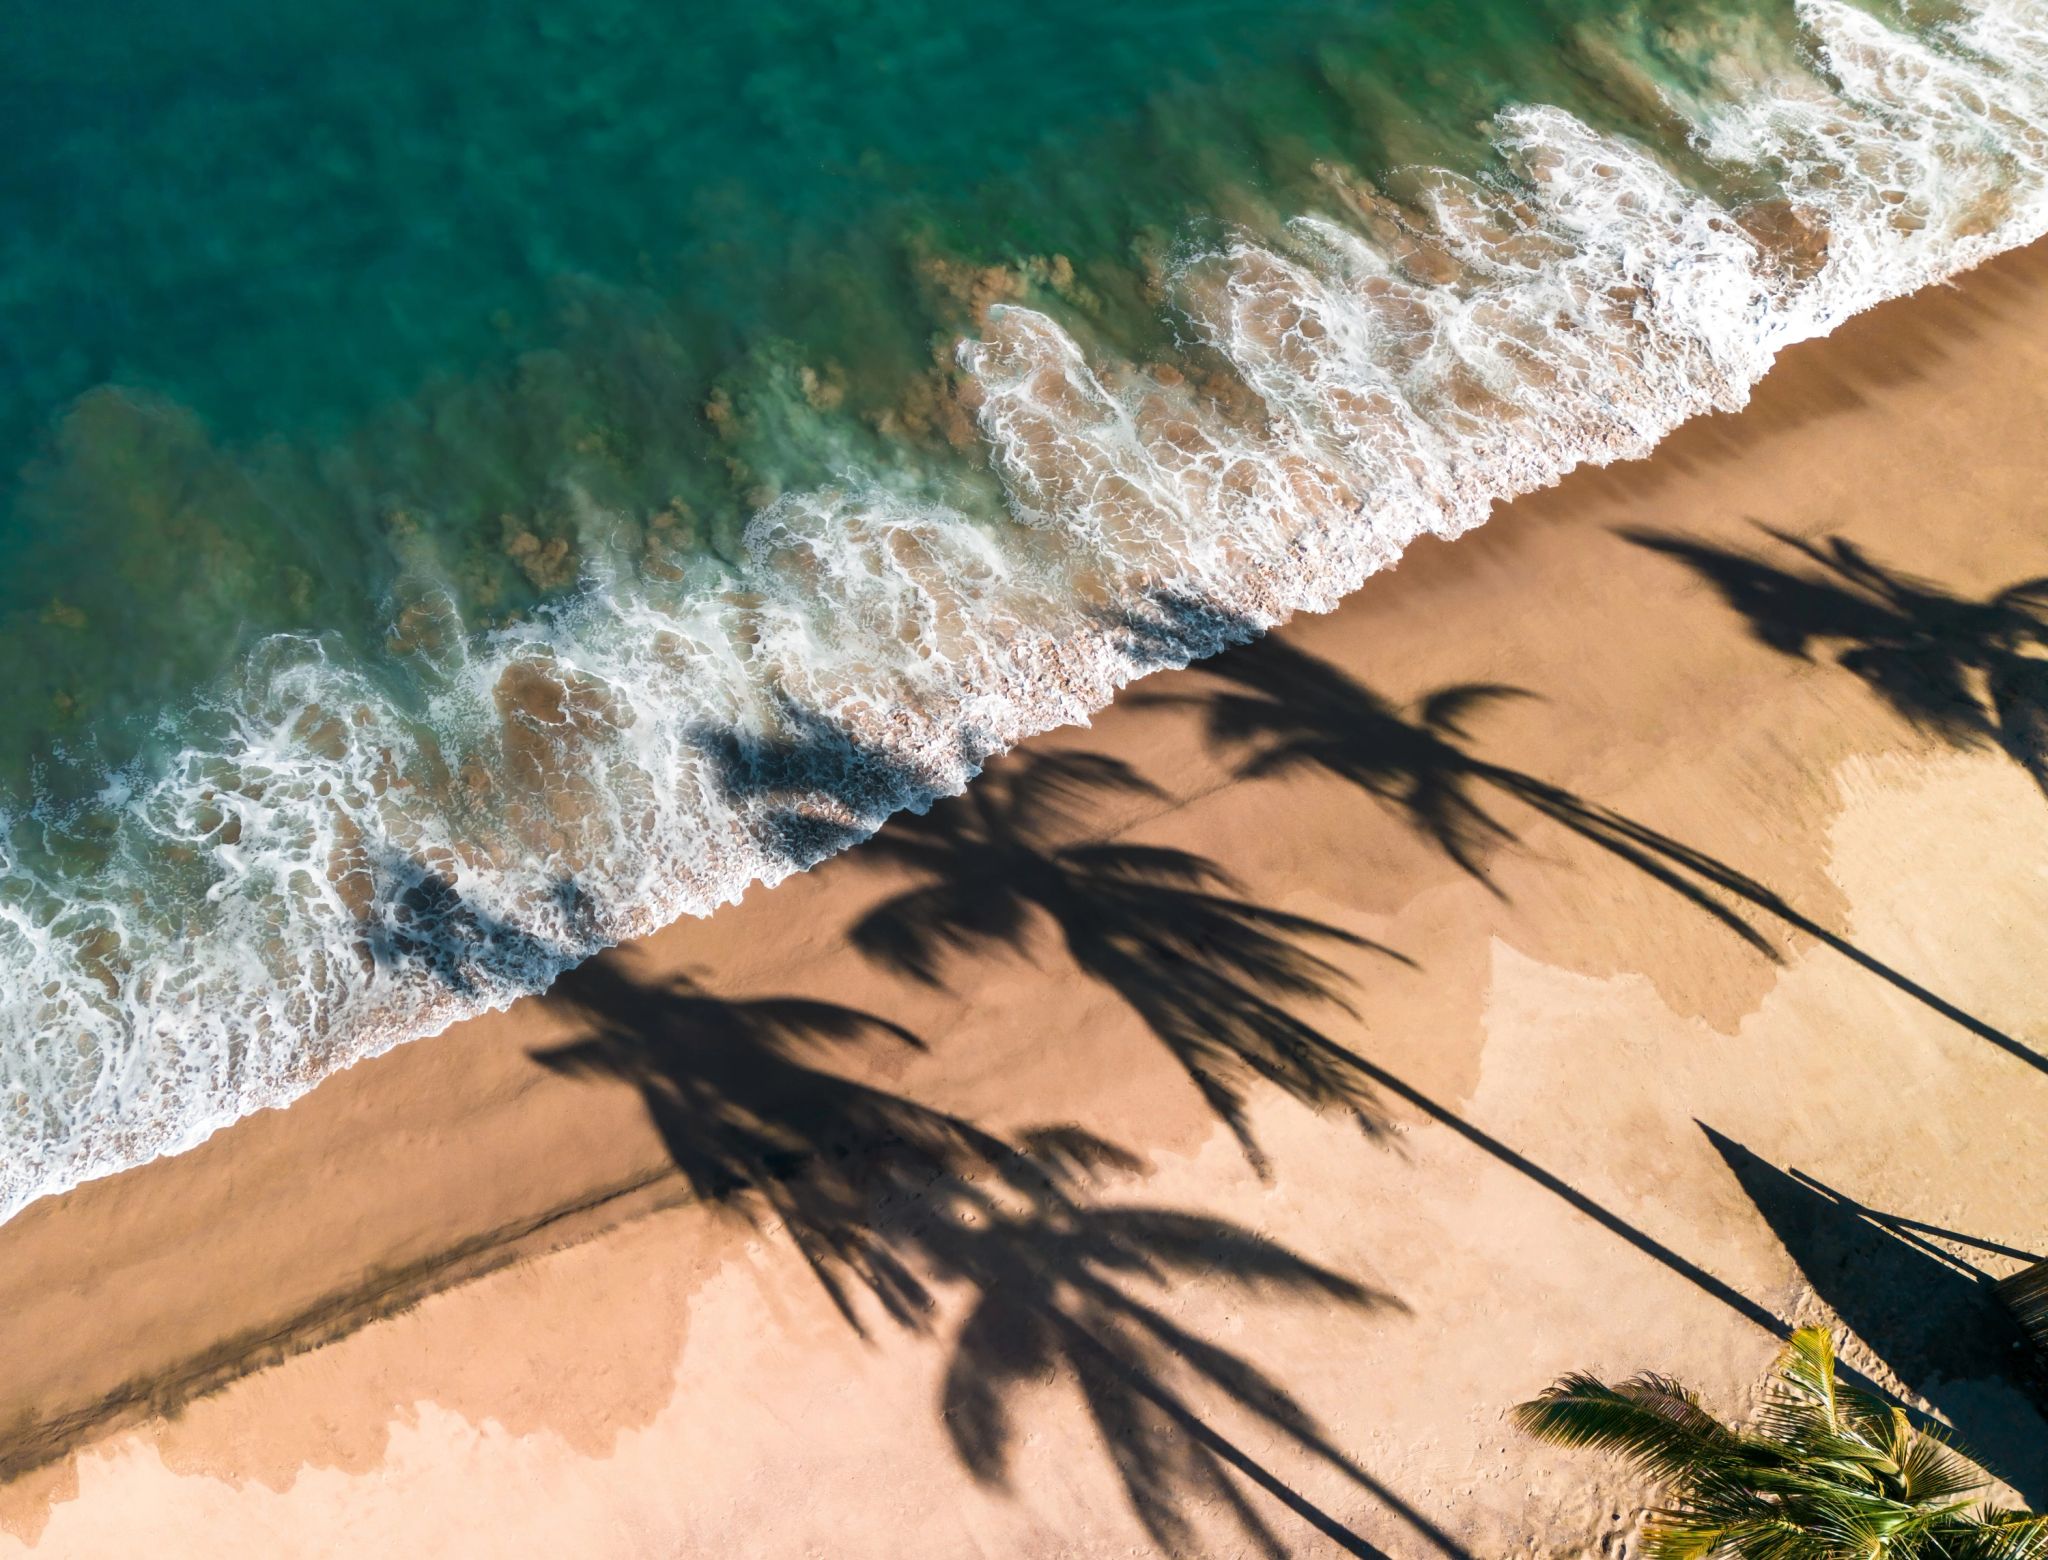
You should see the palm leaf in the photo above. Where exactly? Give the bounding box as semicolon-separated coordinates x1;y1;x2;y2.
1414;681;1533;739
1890;1421;1991;1506
1638;1514;1732;1560
1939;1509;2048;1559
1514;1372;1747;1482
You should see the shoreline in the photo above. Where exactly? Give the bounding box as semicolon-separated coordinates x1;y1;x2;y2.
5;241;2048;1553
18;0;2048;1227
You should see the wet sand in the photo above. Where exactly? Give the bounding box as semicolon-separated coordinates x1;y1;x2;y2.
4;245;2048;1557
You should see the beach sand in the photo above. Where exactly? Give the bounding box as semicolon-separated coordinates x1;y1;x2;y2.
4;244;2048;1557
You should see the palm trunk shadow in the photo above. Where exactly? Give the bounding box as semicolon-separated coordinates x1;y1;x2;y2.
1702;1125;2048;1503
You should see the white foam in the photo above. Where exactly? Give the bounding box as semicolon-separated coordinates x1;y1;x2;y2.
4;0;2046;1221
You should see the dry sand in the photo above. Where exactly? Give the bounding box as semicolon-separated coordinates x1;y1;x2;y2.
4;245;2048;1558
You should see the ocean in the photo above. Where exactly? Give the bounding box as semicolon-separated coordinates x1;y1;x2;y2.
3;0;2045;1220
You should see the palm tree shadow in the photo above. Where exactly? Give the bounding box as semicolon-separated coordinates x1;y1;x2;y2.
1625;524;2048;796
1702;1125;2048;1505
847;748;1414;1174
692;698;944;870
534;951;1456;1557
1141;620;2041;1077
923;1142;1446;1559
359;855;588;999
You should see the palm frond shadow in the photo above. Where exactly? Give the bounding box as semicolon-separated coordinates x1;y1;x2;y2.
1626;523;2048;796
846;748;1413;1174
355;697;942;1002
1143;623;2040;1077
359;855;590;998
536;955;950;1328
534;953;1460;1558
690;697;949;869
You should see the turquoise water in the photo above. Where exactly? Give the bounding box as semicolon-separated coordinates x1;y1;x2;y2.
0;0;1790;776
4;0;2046;1216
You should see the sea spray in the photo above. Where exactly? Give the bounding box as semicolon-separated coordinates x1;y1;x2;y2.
3;0;2047;1220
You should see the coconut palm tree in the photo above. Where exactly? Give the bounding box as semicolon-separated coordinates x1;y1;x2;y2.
1514;1327;2048;1558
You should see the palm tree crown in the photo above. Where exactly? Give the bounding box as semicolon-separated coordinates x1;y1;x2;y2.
1514;1328;2047;1558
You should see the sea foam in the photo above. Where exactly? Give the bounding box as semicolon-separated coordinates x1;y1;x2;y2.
3;0;2045;1221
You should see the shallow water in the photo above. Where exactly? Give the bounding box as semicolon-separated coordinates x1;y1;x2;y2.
4;0;2046;1219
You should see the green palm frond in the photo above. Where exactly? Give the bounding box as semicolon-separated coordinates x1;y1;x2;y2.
1754;1330;1899;1480
1639;1512;1733;1559
1766;1329;1896;1442
1513;1371;1749;1483
1891;1422;1995;1505
1938;1509;2048;1560
1514;1327;2042;1558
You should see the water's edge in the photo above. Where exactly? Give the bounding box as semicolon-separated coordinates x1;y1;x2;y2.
6;0;2046;1222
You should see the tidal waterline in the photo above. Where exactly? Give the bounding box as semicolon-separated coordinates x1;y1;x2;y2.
3;0;2044;1216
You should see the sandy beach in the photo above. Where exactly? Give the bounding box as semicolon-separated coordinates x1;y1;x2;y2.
4;241;2047;1556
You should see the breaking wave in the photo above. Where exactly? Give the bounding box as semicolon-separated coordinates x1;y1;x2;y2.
4;0;2047;1220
